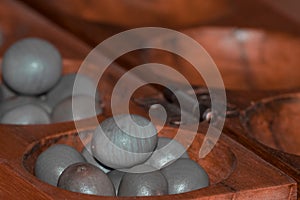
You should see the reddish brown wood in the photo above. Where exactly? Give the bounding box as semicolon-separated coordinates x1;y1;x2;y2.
20;0;233;45
22;0;233;28
37;26;299;91
118;23;300;193
208;0;300;35
3;121;296;200
224;89;300;197
0;55;295;199
131;27;300;91
0;162;52;200
259;0;300;25
20;0;300;91
21;0;300;47
0;0;90;59
245;94;300;156
0;57;295;199
0;0;298;199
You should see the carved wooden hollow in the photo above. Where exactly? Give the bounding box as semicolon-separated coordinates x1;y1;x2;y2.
22;127;236;192
244;93;300;156
141;27;300;91
17;126;295;199
0;0;299;199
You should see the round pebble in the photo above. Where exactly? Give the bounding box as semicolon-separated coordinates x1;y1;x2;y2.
81;143;111;173
118;165;168;196
58;162;115;196
0;83;16;100
35;144;86;186
107;170;125;195
51;95;102;123
45;73;101;110
0;96;50;118
2;38;62;95
0;104;50;125
161;158;209;194
91;114;158;169
145;137;189;169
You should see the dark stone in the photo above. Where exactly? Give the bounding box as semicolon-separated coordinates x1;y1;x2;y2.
58;162;115;196
35;144;86;186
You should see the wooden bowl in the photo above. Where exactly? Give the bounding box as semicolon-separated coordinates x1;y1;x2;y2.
139;27;300;91
12;125;294;199
22;127;235;194
0;1;297;199
244;93;300;157
224;90;300;197
242;92;300;197
21;0;233;29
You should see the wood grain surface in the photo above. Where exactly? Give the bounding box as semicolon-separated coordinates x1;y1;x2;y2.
0;0;299;199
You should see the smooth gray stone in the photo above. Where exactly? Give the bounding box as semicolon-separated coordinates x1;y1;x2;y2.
51;95;102;123
58;162;115;196
0;97;34;117
118;165;168;197
45;73;101;110
107;170;125;195
81;143;111;173
0;83;16;100
161;158;209;194
0;104;50;125
92;114;158;169
145;137;189;169
2;38;62;95
35;144;86;186
0;96;51;118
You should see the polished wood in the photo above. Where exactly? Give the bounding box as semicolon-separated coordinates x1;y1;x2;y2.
0;0;299;199
20;0;300;48
183;27;300;90
2;109;297;199
119;27;300;91
0;56;295;199
209;0;300;35
224;89;300;197
20;0;233;28
0;56;296;199
20;0;233;44
0;0;90;59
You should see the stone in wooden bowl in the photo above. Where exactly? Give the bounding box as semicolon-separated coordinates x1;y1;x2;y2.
18;125;296;199
0;58;105;125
